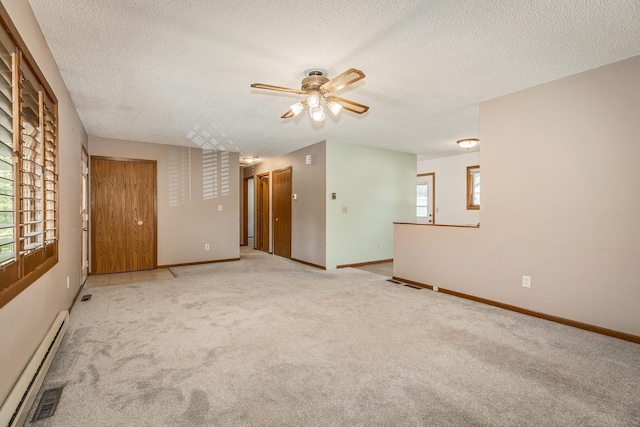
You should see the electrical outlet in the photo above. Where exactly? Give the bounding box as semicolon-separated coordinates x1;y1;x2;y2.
376;243;381;250
522;275;531;288
433;286;439;292
218;205;223;212
205;244;210;250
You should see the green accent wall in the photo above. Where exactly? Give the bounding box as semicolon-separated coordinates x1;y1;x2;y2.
325;141;416;269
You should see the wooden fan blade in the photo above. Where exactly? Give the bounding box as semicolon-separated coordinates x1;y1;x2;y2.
281;109;295;119
251;83;306;95
320;68;365;93
326;95;369;114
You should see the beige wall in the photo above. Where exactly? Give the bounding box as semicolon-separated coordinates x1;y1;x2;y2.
89;137;240;266
253;141;327;267
394;56;640;336
0;1;88;403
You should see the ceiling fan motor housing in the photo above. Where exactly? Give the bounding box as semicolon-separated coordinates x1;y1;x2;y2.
302;71;329;92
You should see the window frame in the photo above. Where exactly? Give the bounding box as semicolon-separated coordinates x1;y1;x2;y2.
0;5;59;309
466;165;480;210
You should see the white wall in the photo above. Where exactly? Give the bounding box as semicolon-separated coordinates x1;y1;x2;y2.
0;1;87;403
247;178;254;238
395;56;640;336
326;141;416;269
418;152;480;226
90;137;240;266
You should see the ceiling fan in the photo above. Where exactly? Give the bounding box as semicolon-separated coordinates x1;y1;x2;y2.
251;68;369;122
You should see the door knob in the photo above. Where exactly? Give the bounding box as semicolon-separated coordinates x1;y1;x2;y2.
137;220;143;225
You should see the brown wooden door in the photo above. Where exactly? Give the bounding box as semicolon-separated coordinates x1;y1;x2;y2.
256;173;269;252
91;156;157;274
272;167;292;258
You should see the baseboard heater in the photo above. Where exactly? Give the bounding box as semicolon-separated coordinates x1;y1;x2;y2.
0;311;69;427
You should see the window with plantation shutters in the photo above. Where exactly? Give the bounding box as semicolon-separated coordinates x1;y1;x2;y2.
19;64;43;256
43;95;56;247
0;7;59;308
0;26;14;268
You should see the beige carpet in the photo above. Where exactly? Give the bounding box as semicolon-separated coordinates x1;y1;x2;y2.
27;247;640;426
352;261;393;277
84;269;174;288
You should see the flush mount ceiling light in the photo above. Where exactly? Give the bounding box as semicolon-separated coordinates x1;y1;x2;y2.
243;156;259;164
251;68;369;122
457;138;480;149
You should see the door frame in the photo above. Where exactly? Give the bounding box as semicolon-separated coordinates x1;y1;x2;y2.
81;146;89;283
255;172;270;252
90;155;158;273
242;176;254;246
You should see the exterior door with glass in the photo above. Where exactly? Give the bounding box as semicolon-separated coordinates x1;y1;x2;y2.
417;173;435;224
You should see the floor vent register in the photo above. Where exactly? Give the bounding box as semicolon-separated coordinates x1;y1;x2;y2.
32;387;63;421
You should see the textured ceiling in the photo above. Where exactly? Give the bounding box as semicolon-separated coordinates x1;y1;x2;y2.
28;0;640;161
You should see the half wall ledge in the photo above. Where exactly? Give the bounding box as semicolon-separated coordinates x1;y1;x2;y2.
393;222;479;228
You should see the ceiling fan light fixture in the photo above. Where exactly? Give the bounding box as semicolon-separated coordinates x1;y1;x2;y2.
250;68;369;122
307;94;320;108
290;101;305;116
309;105;325;122
457;138;479;149
327;100;343;116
